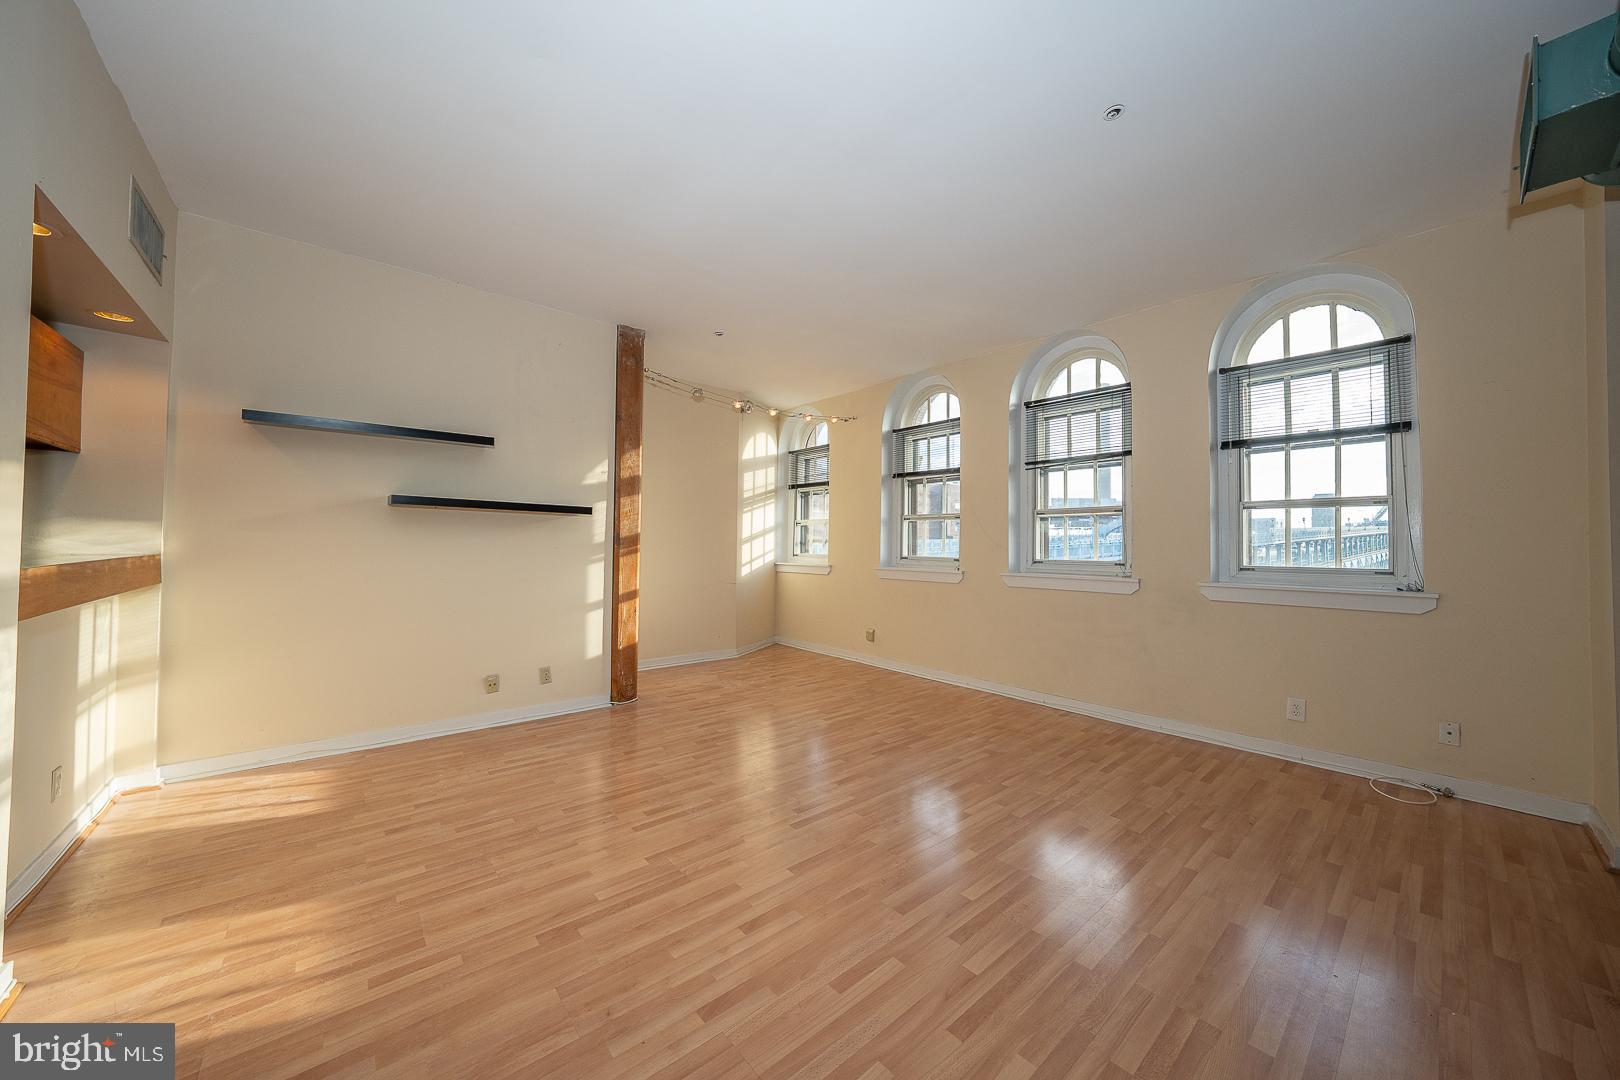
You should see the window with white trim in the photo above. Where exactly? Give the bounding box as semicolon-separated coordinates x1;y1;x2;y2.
891;389;960;562
1009;335;1133;576
1025;353;1130;568
1212;275;1422;591
788;422;830;558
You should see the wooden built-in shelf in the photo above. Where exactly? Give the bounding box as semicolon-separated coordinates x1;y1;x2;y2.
242;410;495;447
19;555;161;621
387;495;592;516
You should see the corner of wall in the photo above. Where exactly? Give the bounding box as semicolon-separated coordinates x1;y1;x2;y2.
1590;188;1620;844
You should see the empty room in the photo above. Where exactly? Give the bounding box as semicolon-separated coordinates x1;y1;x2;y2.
3;0;1620;1077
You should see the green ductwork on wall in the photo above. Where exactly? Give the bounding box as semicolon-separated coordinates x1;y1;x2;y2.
1519;12;1620;199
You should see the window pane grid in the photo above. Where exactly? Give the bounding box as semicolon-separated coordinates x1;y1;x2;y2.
792;485;829;557
1221;296;1413;584
1024;360;1130;569
901;473;959;560
1034;511;1123;564
1231;304;1401;573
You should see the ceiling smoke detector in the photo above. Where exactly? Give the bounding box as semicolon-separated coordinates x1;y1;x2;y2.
1103;104;1125;121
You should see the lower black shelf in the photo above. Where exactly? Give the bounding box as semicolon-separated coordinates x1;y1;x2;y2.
387;495;593;516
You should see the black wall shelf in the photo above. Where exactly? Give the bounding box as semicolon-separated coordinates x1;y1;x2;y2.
243;410;495;447
388;495;592;516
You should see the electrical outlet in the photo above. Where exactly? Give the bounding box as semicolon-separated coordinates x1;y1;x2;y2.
483;674;501;695
1438;721;1460;746
538;666;552;686
50;766;62;803
865;628;876;643
1286;698;1306;723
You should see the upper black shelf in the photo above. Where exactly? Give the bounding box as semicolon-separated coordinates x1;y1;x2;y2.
388;495;592;516
243;409;494;447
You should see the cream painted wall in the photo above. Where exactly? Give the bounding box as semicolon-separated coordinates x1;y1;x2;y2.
641;388;741;662
778;204;1601;806
639;388;777;663
0;0;178;966
159;213;614;766
736;408;778;651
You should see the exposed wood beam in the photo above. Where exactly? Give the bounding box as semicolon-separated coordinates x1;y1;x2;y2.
611;325;645;703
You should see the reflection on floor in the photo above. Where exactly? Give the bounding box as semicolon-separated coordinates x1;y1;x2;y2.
8;645;1620;1078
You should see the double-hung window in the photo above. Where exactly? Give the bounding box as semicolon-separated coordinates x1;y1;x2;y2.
788;422;830;558
891;391;960;561
1216;299;1418;586
1022;353;1131;569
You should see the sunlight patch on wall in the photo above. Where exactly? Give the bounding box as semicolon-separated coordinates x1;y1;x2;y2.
739;431;778;576
74;600;116;810
584;555;605;662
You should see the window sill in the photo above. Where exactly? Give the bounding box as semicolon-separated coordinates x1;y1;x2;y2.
1002;572;1139;594
875;566;963;584
1198;581;1438;614
775;562;831;575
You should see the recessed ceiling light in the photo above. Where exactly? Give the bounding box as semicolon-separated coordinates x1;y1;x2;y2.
91;310;136;323
1103;104;1125;121
713;330;725;337
32;222;52;237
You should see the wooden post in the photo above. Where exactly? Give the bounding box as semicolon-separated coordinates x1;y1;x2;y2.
610;325;645;704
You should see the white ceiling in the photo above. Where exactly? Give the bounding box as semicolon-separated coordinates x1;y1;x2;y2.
78;0;1603;406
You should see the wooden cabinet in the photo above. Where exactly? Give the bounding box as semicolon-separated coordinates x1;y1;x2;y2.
26;315;83;452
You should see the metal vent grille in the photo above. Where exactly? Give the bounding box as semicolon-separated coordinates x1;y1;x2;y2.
129;179;164;283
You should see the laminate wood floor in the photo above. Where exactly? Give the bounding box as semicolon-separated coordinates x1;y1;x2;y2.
8;645;1620;1078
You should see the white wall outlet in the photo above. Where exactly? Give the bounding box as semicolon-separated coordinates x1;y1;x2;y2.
539;666;552;685
1286;698;1307;723
483;674;501;695
50;766;63;803
865;628;876;643
1438;721;1460;746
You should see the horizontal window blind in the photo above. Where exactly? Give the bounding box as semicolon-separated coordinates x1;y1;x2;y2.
1022;384;1132;470
788;445;830;488
890;417;961;478
1218;335;1414;450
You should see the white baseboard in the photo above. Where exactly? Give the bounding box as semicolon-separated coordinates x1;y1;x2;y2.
1587;808;1620;870
158;694;610;784
5;769;158;913
639;637;775;672
773;637;1595;826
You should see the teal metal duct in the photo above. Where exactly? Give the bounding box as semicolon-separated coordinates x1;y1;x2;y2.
1518;12;1620;199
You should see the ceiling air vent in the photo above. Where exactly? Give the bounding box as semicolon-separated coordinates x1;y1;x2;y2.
128;177;164;283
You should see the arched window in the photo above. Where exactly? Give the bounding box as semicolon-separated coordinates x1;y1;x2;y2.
881;375;961;572
1208;267;1426;606
788;421;830;558
1006;334;1135;589
775;413;833;571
